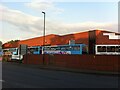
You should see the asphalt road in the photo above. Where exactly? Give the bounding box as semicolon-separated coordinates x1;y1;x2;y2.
1;62;119;88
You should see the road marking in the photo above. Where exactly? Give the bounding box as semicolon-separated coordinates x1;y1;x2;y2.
0;80;5;82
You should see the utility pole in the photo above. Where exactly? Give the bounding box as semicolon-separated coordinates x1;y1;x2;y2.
42;11;45;65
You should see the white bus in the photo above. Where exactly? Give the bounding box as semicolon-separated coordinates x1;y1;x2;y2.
9;48;23;60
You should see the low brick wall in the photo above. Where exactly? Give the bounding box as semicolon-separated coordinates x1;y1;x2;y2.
23;54;43;65
23;54;119;72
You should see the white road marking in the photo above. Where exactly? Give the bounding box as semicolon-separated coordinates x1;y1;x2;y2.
0;80;5;82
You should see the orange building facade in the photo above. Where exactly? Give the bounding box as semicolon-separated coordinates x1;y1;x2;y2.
2;30;120;49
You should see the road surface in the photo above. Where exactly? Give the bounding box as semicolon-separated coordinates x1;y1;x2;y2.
2;62;119;88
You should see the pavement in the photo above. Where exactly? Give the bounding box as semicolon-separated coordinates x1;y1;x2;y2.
2;62;119;88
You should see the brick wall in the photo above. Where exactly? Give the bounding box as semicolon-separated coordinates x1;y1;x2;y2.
23;54;119;72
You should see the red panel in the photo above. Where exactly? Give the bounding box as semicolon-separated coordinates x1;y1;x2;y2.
23;54;119;72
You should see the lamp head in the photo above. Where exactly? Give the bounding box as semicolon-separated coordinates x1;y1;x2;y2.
42;12;45;14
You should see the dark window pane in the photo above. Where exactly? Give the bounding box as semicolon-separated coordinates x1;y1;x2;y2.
107;46;115;52
73;46;80;50
97;46;106;52
116;46;120;52
82;46;88;54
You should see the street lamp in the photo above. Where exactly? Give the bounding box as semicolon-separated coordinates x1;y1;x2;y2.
42;11;45;65
42;11;45;47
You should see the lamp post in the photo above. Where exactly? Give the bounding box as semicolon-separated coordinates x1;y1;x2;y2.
42;11;45;65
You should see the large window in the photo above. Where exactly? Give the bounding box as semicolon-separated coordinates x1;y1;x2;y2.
60;46;66;50
60;46;80;51
107;46;115;52
44;47;51;50
82;46;88;54
9;48;17;52
3;49;9;52
28;48;35;54
97;46;106;52
44;47;60;51
43;44;86;55
96;45;120;54
44;45;81;51
116;46;120;52
13;49;18;55
73;46;80;50
33;48;38;52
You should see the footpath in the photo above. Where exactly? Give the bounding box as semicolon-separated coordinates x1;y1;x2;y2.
3;61;119;76
0;57;2;61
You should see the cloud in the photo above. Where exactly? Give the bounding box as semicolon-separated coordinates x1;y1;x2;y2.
25;0;64;14
54;22;118;35
0;4;118;43
0;4;44;33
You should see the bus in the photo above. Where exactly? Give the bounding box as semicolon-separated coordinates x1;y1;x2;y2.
9;48;23;60
3;49;11;56
95;45;120;55
28;46;42;54
3;48;23;60
43;44;88;55
3;48;12;61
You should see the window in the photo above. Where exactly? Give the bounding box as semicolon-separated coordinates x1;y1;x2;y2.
3;49;9;52
13;49;18;55
44;47;50;50
55;47;60;50
65;46;70;50
115;46;120;52
28;48;36;54
73;46;80;50
51;47;56;51
69;46;74;50
34;48;38;52
107;46;115;52
9;48;17;52
44;46;61;51
82;46;88;54
97;46;106;52
60;47;66;50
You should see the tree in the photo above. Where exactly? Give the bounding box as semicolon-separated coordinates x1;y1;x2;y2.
0;41;2;47
7;40;20;44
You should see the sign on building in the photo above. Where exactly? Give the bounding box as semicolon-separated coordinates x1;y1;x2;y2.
19;44;28;55
103;33;120;39
69;40;75;45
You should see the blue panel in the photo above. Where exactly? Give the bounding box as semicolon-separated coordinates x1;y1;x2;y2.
71;51;82;54
13;52;17;55
33;52;39;54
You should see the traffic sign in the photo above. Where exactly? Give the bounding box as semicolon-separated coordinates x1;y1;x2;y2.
19;44;28;55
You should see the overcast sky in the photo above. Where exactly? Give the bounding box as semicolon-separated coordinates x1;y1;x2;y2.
0;0;119;43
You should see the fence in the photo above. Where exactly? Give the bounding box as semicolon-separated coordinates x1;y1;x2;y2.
23;54;119;72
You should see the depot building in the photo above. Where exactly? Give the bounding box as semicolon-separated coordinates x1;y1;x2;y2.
2;30;120;54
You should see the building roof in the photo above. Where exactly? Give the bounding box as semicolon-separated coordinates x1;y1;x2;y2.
2;30;120;49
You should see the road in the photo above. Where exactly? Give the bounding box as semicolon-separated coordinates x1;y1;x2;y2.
1;62;119;88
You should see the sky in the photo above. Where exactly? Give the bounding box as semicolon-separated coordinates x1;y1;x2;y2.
0;0;119;43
